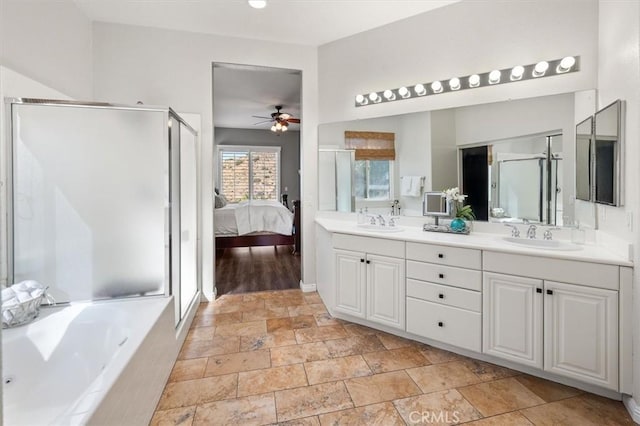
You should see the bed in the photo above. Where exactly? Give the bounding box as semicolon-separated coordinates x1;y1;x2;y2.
215;199;301;253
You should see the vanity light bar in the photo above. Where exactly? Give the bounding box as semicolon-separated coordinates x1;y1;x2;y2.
354;56;580;107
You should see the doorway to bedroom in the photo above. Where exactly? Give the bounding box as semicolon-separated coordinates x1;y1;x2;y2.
212;63;302;296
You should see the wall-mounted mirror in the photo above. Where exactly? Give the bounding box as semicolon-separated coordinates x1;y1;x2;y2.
318;91;597;229
575;116;593;201
594;100;623;206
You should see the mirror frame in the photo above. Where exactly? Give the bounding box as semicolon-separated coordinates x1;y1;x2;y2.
423;191;450;217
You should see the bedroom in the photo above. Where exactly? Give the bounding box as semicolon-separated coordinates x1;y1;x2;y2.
212;63;302;296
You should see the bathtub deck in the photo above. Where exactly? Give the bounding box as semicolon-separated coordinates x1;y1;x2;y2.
151;289;634;425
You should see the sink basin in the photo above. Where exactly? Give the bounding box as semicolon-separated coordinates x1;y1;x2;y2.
502;237;583;251
357;223;404;233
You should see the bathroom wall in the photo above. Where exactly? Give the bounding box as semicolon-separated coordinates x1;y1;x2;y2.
0;0;93;100
92;23;318;295
318;0;598;124
597;0;640;415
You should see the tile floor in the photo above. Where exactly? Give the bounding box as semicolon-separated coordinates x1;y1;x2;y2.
151;289;635;425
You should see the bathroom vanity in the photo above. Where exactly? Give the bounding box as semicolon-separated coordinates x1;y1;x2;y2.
315;217;633;398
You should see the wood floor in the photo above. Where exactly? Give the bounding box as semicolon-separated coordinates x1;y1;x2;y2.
215;245;301;296
151;289;635;425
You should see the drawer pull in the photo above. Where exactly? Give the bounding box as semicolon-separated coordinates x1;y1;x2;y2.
536;288;542;293
438;321;444;327
366;260;371;264
546;289;554;295
438;273;445;279
360;258;365;263
438;253;444;259
438;293;444;299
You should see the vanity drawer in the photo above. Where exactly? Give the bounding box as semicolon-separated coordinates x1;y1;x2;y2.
406;242;481;270
483;251;619;290
407;279;481;312
333;233;405;258
406;261;481;291
406;297;481;352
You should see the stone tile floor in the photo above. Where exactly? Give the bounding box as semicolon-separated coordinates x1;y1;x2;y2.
151;289;634;425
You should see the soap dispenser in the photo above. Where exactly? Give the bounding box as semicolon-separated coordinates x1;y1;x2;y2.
357;208;365;224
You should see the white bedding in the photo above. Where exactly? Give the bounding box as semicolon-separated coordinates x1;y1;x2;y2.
214;200;294;236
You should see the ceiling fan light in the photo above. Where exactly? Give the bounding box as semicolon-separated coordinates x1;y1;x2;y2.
275;122;282;130
270;125;277;132
248;0;267;9
281;124;288;132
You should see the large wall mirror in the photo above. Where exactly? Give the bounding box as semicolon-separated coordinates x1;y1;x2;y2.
318;90;597;229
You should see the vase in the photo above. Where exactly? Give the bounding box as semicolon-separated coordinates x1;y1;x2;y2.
450;217;467;232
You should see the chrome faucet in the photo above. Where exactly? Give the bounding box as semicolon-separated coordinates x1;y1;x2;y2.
543;227;561;240
504;223;520;238
376;214;386;226
526;224;538;239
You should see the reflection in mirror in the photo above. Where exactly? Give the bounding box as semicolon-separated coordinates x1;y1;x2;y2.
594;100;622;206
318;91;596;228
575;116;593;201
461;132;563;225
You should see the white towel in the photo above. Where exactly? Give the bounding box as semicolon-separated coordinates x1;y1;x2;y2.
401;176;424;197
2;280;47;325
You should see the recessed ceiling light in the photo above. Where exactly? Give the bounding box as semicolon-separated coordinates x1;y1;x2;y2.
248;0;267;9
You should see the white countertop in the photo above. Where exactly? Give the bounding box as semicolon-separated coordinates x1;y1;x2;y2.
316;217;633;267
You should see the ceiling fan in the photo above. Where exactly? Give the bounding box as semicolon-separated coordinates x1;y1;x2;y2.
252;105;300;133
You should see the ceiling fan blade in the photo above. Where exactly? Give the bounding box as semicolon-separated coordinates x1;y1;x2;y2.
287;118;301;123
253;119;273;125
252;115;272;119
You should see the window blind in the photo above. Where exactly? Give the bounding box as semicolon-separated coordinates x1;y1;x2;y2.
345;131;396;160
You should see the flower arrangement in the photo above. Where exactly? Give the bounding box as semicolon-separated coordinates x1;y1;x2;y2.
442;187;475;221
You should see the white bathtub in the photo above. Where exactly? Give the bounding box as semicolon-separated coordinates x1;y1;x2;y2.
2;296;178;426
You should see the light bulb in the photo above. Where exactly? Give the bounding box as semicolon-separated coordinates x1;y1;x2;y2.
248;0;267;9
281;125;288;132
414;84;426;96
488;70;501;84
557;56;576;73
510;65;524;80
275;122;282;130
398;86;410;98
368;92;380;102
355;94;366;105
468;74;480;87
271;125;277;132
449;77;461;90
383;89;395;100
533;61;549;77
431;81;443;93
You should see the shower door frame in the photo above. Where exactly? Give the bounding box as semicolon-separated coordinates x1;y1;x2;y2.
3;99;199;315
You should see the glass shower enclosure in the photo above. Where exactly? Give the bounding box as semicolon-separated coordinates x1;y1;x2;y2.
5;99;198;325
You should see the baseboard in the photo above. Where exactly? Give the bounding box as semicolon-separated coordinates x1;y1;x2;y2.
299;280;317;292
623;395;640;424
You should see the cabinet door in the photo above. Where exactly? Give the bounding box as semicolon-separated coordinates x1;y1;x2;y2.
544;281;618;390
366;254;405;329
483;272;543;368
334;249;366;318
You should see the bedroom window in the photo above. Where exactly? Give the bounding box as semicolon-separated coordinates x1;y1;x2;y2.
218;145;281;202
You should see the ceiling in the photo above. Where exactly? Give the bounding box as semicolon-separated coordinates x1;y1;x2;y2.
74;0;460;47
213;64;302;130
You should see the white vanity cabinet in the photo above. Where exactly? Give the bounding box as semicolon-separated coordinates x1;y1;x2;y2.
405;242;483;352
333;234;406;329
483;252;620;391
